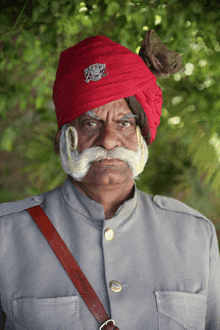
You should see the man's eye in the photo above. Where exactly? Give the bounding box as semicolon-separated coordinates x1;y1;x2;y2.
120;121;132;128
82;121;98;128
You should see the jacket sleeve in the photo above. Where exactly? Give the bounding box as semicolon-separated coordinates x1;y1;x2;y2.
205;221;220;329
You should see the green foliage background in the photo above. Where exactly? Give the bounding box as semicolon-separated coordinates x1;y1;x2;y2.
1;0;220;247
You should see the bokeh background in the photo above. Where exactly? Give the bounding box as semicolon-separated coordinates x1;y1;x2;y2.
0;0;220;249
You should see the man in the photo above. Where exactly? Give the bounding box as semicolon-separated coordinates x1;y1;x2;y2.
0;31;220;330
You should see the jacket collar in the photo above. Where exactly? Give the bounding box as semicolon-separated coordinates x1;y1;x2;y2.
61;177;138;222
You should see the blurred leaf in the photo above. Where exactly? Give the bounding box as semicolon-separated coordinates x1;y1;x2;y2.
0;127;16;152
2;41;11;52
106;1;120;16
21;30;36;49
0;189;18;203
0;96;7;115
118;14;127;28
189;129;220;196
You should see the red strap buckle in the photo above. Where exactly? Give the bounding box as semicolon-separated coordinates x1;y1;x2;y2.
99;319;115;330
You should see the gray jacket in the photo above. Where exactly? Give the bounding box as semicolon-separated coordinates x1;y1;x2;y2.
0;178;219;330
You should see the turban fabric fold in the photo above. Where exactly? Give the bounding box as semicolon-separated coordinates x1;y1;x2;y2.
53;35;163;143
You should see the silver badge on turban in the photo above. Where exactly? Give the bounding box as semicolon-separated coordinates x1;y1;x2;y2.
84;63;108;83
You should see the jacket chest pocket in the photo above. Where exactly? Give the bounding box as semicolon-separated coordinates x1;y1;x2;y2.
155;291;206;330
12;296;83;330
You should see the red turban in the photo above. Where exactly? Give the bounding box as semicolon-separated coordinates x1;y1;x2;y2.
53;35;163;143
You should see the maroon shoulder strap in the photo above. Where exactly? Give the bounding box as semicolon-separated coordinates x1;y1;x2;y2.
27;205;119;330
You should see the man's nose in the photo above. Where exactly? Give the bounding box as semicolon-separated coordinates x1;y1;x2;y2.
95;124;121;150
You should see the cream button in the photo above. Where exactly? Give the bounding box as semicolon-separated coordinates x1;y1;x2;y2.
109;280;122;292
32;196;41;202
104;228;114;241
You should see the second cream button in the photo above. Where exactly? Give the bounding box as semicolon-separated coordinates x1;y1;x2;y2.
109;280;122;292
104;228;114;241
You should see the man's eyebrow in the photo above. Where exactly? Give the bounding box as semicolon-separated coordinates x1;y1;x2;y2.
84;110;101;120
84;110;138;121
120;113;138;121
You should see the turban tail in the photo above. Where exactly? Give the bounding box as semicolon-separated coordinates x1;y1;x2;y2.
53;35;163;143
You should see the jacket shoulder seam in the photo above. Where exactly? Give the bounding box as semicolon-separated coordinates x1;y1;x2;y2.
0;196;44;218
152;195;209;223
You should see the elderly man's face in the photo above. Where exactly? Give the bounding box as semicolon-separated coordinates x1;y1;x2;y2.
69;98;139;185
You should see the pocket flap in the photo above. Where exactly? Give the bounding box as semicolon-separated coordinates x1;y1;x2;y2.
155;291;206;329
12;296;79;330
